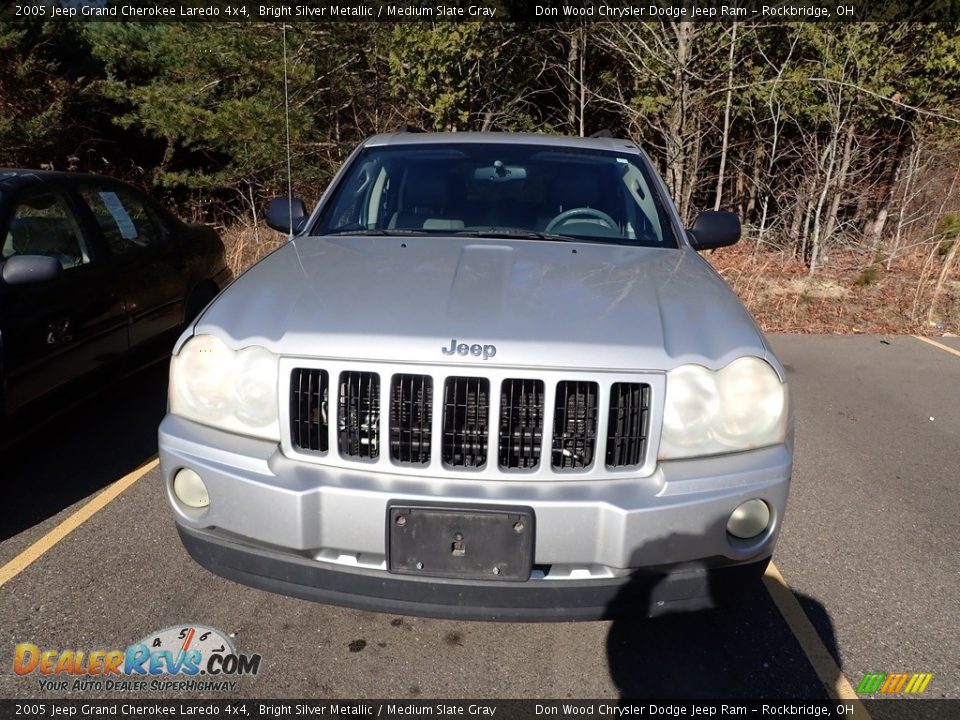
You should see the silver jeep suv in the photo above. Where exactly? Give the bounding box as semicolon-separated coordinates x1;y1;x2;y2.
159;131;793;620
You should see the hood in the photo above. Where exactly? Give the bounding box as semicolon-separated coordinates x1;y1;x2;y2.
195;236;767;371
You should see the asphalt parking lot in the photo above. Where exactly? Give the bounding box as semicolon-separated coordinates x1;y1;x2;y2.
1;335;957;702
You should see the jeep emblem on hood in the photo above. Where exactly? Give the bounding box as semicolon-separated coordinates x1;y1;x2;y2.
442;339;497;360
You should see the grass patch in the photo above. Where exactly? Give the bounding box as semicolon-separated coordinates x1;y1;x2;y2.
854;264;884;287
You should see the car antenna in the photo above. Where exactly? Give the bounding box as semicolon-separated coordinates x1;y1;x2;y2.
282;23;295;241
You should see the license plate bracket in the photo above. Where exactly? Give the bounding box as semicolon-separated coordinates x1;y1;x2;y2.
387;502;535;582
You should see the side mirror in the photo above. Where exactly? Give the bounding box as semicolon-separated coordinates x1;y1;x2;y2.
1;255;63;286
265;197;308;235
687;211;741;251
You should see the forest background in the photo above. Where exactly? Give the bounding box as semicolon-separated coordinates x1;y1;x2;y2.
2;19;960;333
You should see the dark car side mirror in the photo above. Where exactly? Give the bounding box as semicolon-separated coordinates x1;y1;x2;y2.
266;197;308;235
687;211;741;251
1;255;63;286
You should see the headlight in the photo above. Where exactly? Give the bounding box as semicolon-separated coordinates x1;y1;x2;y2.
660;357;787;459
170;334;280;441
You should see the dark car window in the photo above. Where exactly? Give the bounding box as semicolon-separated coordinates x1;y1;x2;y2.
2;188;91;270
79;186;165;254
315;143;678;247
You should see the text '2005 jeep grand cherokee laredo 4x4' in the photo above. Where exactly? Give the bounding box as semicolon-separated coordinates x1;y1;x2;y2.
159;131;793;621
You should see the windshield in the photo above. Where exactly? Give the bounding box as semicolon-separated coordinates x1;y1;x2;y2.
314;143;678;247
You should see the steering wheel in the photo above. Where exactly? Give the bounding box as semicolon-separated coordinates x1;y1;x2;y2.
545;207;618;233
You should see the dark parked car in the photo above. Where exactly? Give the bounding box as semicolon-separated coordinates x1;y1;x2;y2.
0;169;230;439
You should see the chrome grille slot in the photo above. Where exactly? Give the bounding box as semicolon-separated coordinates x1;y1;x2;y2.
390;374;433;464
552;381;598;470
498;379;544;470
290;368;329;453
605;382;651;468
338;371;380;459
442;376;489;468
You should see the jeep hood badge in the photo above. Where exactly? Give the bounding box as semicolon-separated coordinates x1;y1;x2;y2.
442;339;497;360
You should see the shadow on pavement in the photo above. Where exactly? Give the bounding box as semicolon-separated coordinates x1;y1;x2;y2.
605;535;841;699
0;361;169;541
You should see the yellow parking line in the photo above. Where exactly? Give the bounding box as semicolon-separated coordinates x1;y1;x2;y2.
764;562;870;718
913;334;960;359
0;457;158;589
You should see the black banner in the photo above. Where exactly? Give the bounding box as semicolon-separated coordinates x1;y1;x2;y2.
3;0;960;23
1;700;959;720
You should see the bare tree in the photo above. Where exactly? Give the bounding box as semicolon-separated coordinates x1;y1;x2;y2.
713;22;738;211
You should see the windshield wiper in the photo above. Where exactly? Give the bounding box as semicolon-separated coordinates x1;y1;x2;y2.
453;229;577;242
325;228;431;237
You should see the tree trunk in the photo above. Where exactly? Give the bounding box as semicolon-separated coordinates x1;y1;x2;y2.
735;161;746;218
747;143;763;220
927;232;960;325
713;22;737;211
809;132;839;276
866;132;912;254
668;22;695;221
787;195;805;252
682;128;701;223
888;138;922;269
801;138;833;269
924;162;960;322
822;124;855;246
567;30;579;134
579;27;586;138
756;113;782;251
800;195;814;262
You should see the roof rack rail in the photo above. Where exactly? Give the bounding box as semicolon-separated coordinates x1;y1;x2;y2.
589;129;614;139
395;124;427;134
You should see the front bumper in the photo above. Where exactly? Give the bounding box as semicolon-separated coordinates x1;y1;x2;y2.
178;523;769;621
160;415;791;620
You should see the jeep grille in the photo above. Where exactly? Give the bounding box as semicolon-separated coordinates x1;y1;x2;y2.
288;368;652;475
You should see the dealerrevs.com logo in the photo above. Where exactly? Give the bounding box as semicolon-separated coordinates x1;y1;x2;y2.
14;624;261;692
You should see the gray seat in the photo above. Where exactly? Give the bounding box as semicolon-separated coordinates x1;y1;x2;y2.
390;173;463;230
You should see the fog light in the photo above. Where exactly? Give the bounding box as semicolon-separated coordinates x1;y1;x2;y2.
727;499;770;539
173;469;209;509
